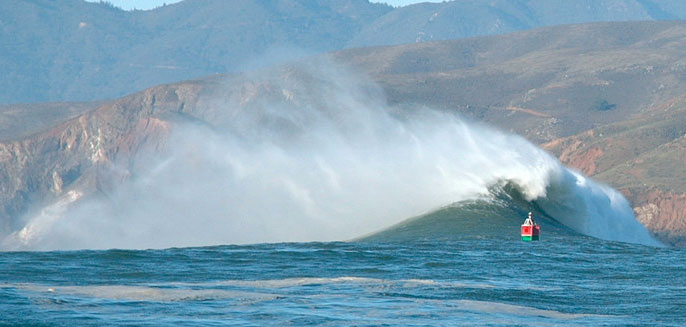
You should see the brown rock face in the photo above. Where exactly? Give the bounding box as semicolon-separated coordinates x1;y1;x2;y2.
0;82;205;236
626;189;686;246
2;21;686;246
544;98;686;246
549;132;604;176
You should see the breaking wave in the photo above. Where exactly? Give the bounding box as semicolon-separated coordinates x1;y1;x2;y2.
1;60;660;250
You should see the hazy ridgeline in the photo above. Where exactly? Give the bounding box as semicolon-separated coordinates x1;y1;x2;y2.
1;61;658;250
0;4;682;326
3;0;686;104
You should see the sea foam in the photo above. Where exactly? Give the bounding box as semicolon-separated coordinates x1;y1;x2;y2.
1;60;659;250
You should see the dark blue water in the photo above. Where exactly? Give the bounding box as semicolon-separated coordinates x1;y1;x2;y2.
1;233;684;326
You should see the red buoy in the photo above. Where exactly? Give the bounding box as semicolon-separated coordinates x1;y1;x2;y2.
521;212;540;241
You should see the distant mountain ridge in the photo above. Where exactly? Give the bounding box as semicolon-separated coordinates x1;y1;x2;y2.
1;21;685;245
2;0;686;104
0;0;391;104
350;0;686;46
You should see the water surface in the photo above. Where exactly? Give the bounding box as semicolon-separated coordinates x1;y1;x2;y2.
2;234;683;326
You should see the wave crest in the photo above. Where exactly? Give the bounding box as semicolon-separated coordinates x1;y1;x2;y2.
1;60;660;250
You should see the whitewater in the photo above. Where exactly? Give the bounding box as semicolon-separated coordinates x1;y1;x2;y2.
1;61;658;250
1;60;681;326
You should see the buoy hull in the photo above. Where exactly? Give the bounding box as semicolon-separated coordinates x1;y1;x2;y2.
521;224;540;241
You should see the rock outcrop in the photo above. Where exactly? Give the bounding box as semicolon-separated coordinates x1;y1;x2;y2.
543;97;686;246
1;21;685;246
628;188;686;246
0;82;206;237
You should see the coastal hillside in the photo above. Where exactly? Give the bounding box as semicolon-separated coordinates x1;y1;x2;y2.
0;21;684;245
543;98;686;245
2;0;686;104
349;0;686;47
336;21;686;245
0;0;391;103
336;21;686;143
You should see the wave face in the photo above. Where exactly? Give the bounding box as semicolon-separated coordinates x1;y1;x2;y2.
361;180;657;245
360;187;576;243
1;60;660;250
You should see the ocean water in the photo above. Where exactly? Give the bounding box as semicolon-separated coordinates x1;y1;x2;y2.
2;233;684;326
1;62;680;325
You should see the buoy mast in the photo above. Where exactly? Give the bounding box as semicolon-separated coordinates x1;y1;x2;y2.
521;212;540;241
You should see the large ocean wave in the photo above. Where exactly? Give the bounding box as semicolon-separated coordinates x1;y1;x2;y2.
1;61;660;250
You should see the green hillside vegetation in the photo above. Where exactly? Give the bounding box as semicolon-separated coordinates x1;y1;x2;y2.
593;108;686;194
3;0;686;104
0;0;391;103
349;0;686;47
0;21;684;244
542;97;686;192
335;21;686;144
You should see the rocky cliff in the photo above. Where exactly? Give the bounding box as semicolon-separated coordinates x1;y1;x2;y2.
543;96;686;246
0;82;206;237
1;21;685;246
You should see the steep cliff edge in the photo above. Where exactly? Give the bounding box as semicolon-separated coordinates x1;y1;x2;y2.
336;21;686;246
1;21;685;246
543;97;686;246
0;81;207;236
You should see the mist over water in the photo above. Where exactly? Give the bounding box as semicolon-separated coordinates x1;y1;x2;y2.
2;61;659;250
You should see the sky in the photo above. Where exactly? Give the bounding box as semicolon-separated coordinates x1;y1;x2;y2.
91;0;441;10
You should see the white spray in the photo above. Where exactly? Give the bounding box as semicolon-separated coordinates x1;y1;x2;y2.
1;61;660;250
